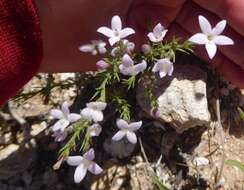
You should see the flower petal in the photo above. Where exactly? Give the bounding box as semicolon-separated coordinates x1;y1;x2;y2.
97;27;114;38
53;130;68;142
129;121;142;131
147;32;158;43
87;102;107;111
212;20;226;35
88;162;103;175
52;119;70;131
50;109;63;119
92;110;104;122
68;113;81;123
188;33;208;44
81;108;93;121
152;62;160;72
122;54;134;67
119;64;132;75
83;148;95;161
159;71;167;78
109;36;120;46
198;15;212;34
79;44;94;53
67;156;83;166
74;164;87;183
116;119;128;129
112;130;126;141
205;41;217;59
193;157;209;166
133;61;147;74
126;131;137;144
120;28;135;38
153;23;164;37
213;35;234;45
111;15;122;30
87;123;102;137
168;65;174;76
62;101;70;116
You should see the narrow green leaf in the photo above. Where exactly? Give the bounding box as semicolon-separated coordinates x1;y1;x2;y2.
225;159;244;172
237;107;244;122
152;175;170;190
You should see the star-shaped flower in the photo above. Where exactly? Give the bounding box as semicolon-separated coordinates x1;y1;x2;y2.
87;123;102;137
152;58;174;78
147;23;168;43
79;40;107;55
112;119;142;144
119;54;147;76
67;148;103;183
51;102;81;132
81;101;107;122
97;15;135;46
189;15;234;59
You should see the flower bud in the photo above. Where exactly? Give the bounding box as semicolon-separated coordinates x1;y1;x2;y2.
96;60;109;70
141;44;151;54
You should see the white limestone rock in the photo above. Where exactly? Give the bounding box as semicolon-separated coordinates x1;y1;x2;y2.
137;64;211;133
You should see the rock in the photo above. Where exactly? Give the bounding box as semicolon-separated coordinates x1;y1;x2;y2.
91;160;128;190
137;64;211;133
103;138;136;159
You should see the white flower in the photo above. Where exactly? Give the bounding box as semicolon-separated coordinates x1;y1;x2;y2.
79;40;107;55
193;157;209;166
67;148;103;183
97;15;135;46
87;123;102;137
112;119;142;144
51;102;81;132
119;54;147;76
147;23;168;43
189;15;234;59
152;58;174;78
81;101;107;122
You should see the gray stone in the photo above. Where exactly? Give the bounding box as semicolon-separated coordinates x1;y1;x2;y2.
137;64;211;133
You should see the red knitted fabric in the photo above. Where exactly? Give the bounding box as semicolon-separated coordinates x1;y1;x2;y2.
0;0;42;107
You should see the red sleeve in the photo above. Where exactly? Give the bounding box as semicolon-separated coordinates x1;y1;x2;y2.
0;0;43;107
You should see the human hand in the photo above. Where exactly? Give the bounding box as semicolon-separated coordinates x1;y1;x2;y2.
128;0;244;88
36;0;244;88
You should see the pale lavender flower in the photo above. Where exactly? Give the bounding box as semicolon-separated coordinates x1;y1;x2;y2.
152;58;174;78
97;15;135;46
141;44;151;54
67;148;103;183
112;119;142;144
79;40;107;55
96;60;109;70
87;123;102;137
119;54;147;76
189;15;234;59
52;130;68;142
51;102;81;132
81;101;107;122
147;23;168;43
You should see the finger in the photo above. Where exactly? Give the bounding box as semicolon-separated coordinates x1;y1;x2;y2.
175;1;244;69
127;0;186;32
193;0;244;36
166;23;244;88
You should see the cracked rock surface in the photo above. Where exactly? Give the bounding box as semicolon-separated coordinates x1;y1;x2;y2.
137;64;211;133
